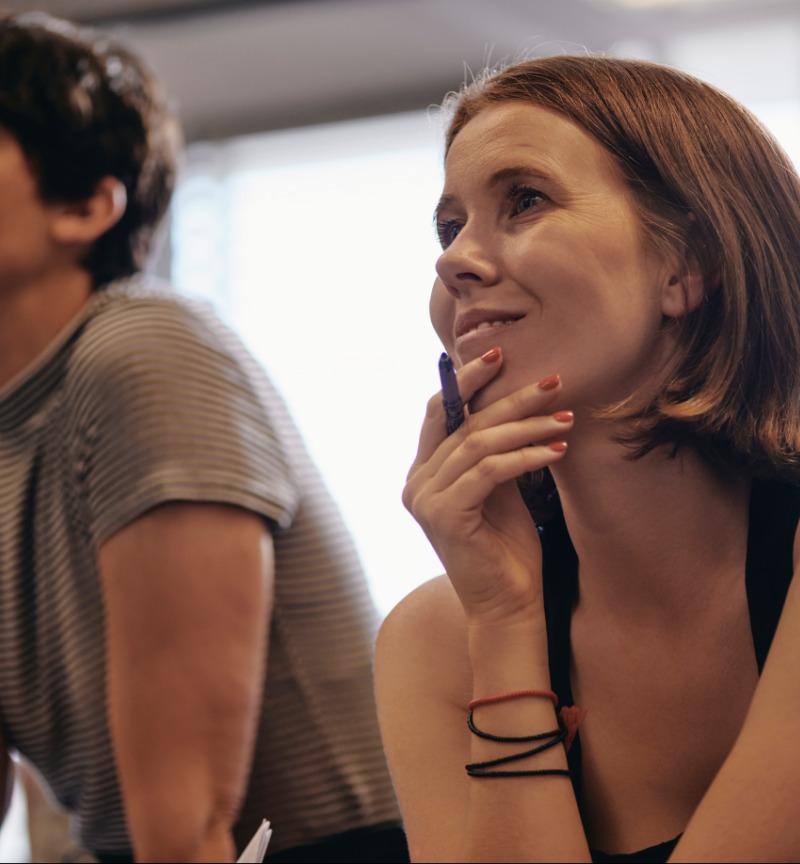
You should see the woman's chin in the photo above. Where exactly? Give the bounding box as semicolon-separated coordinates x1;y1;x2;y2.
466;372;520;416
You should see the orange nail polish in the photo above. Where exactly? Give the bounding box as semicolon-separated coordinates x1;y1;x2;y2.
481;347;501;363
538;374;560;391
552;411;574;423
548;441;568;452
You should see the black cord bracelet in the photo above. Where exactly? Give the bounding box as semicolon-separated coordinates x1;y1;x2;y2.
465;725;569;777
466;766;572;778
467;709;563;743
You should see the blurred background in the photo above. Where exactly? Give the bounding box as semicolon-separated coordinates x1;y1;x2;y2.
1;0;799;858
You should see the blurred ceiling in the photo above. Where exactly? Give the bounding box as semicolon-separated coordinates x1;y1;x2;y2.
0;0;795;141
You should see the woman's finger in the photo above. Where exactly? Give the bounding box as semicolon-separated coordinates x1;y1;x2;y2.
408;440;569;538
411;351;565;477
411;347;507;468
420;411;574;494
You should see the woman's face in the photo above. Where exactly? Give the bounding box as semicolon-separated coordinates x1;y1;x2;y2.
431;101;677;415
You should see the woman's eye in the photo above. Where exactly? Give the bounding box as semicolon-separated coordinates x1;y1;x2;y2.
511;186;544;215
436;220;463;249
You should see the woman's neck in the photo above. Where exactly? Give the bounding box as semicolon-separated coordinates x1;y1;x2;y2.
550;421;751;630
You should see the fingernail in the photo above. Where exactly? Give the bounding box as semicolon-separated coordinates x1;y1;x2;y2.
552;411;574;423
548;441;568;452
538;374;560;391
481;347;501;363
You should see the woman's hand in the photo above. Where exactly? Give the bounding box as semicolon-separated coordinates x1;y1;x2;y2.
403;348;572;627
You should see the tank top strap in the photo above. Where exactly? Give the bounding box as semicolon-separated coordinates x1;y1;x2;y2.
745;477;800;672
539;503;583;792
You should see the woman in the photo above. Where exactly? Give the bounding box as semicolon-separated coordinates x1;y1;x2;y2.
375;55;800;862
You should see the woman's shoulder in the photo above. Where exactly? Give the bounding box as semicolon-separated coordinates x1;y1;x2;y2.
376;574;472;701
379;574;466;644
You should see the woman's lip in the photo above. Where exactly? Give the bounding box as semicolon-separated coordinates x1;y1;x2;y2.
454;318;520;353
454;309;525;340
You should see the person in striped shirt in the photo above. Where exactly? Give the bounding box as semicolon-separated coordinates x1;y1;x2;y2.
0;11;405;863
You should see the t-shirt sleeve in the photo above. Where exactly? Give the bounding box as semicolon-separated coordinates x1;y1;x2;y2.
67;294;300;548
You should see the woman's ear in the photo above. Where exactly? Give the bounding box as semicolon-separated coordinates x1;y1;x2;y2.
660;252;705;318
49;176;127;247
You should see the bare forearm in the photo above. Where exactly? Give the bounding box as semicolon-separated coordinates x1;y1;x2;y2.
119;678;262;862
99;503;273;863
132;808;236;863
462;620;590;863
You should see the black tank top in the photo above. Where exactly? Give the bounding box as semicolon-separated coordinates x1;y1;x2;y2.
539;478;800;863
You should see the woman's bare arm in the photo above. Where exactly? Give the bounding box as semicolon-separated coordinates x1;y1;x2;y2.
670;525;800;862
376;576;473;863
377;574;589;864
381;351;589;862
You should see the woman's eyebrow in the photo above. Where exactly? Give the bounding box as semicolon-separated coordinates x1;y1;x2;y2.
433;164;554;225
488;164;551;187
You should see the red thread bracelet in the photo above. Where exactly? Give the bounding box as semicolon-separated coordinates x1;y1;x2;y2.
468;689;558;711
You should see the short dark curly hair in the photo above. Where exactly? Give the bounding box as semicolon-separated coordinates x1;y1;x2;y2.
0;11;182;287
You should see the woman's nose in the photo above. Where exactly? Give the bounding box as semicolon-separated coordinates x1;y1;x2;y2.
435;228;500;298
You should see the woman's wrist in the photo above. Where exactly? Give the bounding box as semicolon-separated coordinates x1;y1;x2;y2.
467;614;552;695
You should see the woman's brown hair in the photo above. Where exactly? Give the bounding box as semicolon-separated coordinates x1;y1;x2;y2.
444;54;800;485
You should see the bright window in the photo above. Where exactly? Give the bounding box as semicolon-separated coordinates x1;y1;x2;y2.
171;111;448;616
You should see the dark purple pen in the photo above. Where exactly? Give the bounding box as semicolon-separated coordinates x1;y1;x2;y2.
438;352;465;435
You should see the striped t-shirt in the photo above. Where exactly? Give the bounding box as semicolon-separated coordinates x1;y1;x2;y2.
0;278;400;855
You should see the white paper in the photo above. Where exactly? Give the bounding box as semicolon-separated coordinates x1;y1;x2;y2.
236;818;272;863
